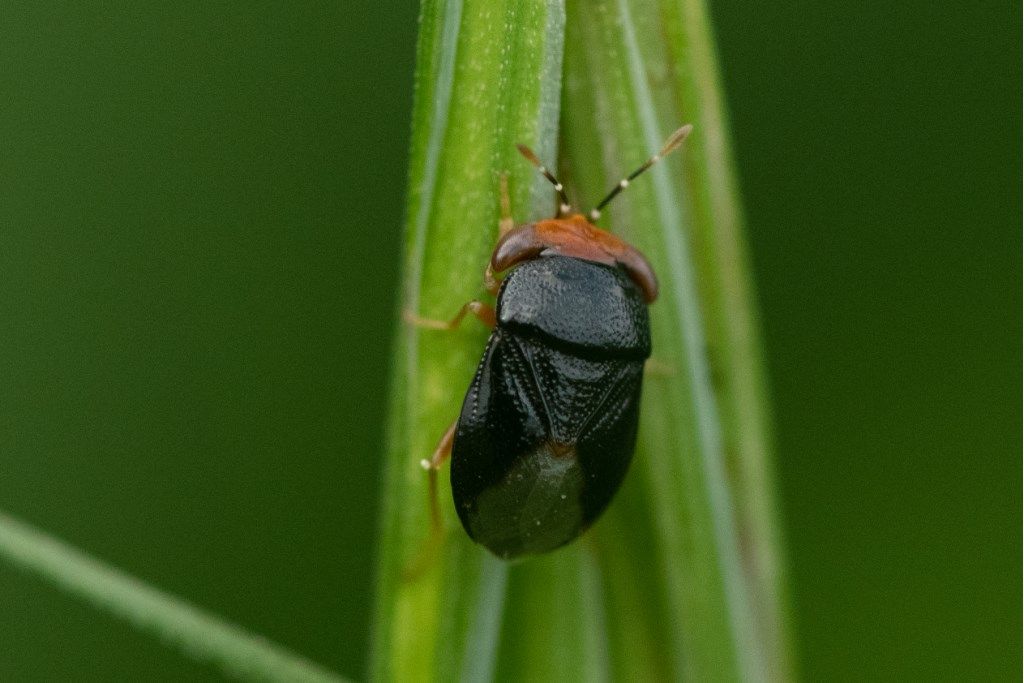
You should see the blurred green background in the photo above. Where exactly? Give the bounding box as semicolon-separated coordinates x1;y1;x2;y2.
0;1;1017;680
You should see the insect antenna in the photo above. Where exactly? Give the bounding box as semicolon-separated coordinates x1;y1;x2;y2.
516;144;572;217
588;124;693;222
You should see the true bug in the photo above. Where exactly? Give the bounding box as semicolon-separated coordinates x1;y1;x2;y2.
410;125;693;560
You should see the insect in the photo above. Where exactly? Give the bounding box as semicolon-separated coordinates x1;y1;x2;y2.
410;125;693;560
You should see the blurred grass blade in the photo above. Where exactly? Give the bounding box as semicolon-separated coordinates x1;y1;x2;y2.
562;0;794;679
367;1;568;681
0;511;346;682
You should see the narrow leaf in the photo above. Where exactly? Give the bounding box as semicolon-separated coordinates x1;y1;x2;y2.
0;511;346;682
367;1;568;680
372;0;793;681
561;0;794;679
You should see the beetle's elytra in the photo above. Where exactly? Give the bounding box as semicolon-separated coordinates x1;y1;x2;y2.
411;125;693;560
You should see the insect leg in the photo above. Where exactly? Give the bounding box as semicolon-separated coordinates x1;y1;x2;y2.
498;172;515;237
644;358;676;377
421;420;456;532
399;422;458;581
420;420;456;471
485;174;515;294
403;300;496;330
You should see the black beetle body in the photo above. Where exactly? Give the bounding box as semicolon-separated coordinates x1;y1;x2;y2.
415;125;693;561
450;255;651;559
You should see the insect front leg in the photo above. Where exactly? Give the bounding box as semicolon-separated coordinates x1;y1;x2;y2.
498;172;515;237
484;174;515;295
403;300;496;330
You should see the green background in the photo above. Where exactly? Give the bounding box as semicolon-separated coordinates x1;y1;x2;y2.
0;1;1017;680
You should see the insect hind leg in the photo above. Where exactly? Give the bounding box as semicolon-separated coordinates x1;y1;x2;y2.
421;421;456;530
400;420;456;582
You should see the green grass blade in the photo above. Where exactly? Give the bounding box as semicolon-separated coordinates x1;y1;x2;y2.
561;0;794;679
657;2;796;672
494;545;611;682
367;1;567;681
373;0;792;680
0;511;346;682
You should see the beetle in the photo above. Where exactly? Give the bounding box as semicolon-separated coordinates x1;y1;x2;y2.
410;124;693;560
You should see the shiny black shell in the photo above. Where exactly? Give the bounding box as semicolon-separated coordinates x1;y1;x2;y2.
450;255;651;559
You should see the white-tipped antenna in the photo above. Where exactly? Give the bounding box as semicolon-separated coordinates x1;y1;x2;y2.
516;144;572;216
589;124;693;222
